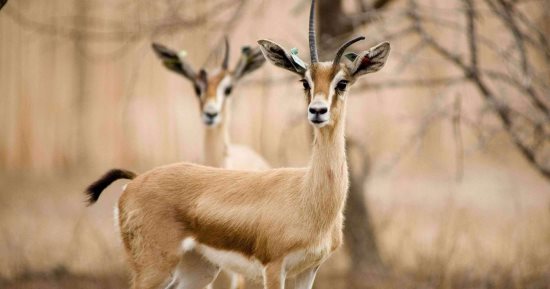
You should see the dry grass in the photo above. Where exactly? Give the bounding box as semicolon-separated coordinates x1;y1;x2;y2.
0;173;127;280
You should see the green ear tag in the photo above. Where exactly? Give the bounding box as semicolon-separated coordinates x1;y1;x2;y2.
178;50;188;59
344;52;358;62
241;46;252;55
290;48;307;70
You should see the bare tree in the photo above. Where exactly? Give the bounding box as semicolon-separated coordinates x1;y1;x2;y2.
315;0;550;287
353;0;550;179
401;0;550;179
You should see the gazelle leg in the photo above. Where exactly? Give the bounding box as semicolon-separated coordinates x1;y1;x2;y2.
131;263;176;289
263;261;285;289
293;266;319;289
174;249;220;289
229;272;245;289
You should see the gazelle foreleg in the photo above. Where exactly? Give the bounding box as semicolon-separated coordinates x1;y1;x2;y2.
229;273;245;289
263;261;286;289
293;266;319;289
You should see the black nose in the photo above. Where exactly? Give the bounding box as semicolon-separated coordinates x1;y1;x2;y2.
309;107;328;115
205;112;218;119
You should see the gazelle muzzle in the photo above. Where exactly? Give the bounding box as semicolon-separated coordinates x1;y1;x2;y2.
202;102;221;126
308;99;330;127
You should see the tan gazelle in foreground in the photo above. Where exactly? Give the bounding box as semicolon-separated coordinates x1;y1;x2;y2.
152;38;269;171
84;0;390;288
151;38;268;289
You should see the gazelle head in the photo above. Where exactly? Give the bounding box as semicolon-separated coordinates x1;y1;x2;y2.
152;38;266;127
258;0;390;129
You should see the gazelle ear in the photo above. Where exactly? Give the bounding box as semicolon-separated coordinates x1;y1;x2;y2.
348;42;391;77
258;40;306;76
152;43;197;81
233;46;266;80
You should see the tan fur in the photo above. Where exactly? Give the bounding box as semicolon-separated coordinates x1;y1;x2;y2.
193;67;269;289
198;68;268;289
115;63;350;289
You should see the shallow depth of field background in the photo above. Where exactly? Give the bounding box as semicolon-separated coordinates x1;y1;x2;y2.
1;0;550;288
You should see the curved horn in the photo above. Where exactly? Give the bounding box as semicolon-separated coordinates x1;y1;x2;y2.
309;0;318;64
222;36;230;69
333;36;366;66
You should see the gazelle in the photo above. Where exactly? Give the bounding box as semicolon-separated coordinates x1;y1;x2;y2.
152;39;269;288
152;38;269;171
84;0;390;288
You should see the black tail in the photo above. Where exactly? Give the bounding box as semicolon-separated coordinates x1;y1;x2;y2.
0;0;8;11
85;169;137;206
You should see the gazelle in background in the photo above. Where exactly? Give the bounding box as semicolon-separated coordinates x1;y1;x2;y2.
84;0;390;288
152;39;268;288
152;38;269;171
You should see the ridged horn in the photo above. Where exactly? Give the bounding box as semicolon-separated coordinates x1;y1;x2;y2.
309;0;318;64
333;36;365;66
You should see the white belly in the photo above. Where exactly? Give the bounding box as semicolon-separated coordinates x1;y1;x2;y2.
194;242;264;280
181;238;332;280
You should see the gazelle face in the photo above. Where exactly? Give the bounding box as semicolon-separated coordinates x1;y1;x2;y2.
195;70;234;127
259;39;390;130
152;39;266;128
259;0;390;130
303;63;352;128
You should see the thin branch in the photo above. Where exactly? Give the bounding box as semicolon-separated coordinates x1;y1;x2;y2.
408;0;550;180
453;94;464;182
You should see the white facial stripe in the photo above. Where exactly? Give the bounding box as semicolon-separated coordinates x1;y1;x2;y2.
305;70;314;95
215;75;232;109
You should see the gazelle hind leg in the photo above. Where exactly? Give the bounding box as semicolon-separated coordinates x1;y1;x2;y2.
173;249;220;289
130;263;176;289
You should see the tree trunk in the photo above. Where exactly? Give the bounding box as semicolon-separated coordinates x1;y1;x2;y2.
345;141;385;288
317;0;353;56
74;0;89;168
317;0;386;286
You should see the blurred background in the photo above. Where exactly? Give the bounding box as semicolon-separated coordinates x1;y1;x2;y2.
1;0;550;288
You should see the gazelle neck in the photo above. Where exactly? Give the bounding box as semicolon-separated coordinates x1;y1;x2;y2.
303;109;349;231
203;103;231;168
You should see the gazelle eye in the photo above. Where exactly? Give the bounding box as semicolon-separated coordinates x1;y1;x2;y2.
300;79;311;91
336;80;349;92
194;85;202;96
224;86;233;96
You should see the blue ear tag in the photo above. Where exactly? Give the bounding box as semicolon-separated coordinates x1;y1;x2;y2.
290;48;307;70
